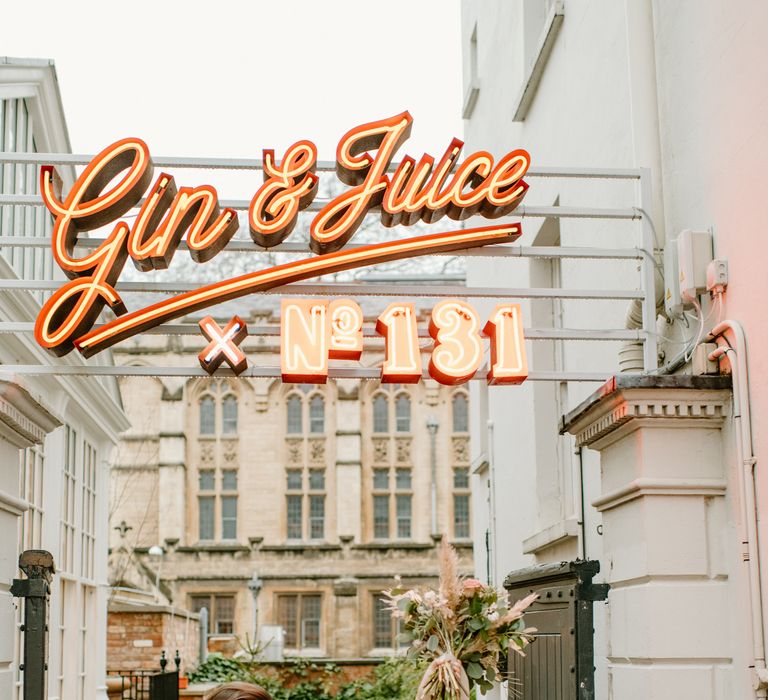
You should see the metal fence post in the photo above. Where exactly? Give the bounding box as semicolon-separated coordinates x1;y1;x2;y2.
639;167;659;371
10;550;55;700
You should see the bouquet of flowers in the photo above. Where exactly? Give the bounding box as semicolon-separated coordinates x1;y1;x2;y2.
384;540;537;700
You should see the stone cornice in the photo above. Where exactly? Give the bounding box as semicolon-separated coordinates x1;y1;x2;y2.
560;375;732;450
0;377;62;448
592;477;727;512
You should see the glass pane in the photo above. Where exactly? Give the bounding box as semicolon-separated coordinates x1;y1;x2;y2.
301;595;321;648
373;468;389;490
278;595;298;647
396;495;412;539
222;470;237;490
287;470;303;490
199;470;215;491
309;395;325;434
287;495;302;539
198;497;215;540
309;496;325;539
309;469;325;490
452;394;469;432
199;396;215;435
453;468;470;489
373;395;389;433
454;495;470;538
221;496;237;539
373;495;389;539
287;396;303;434
373;596;392;648
215;596;235;634
395;395;411;433
395;468;412;490
222;396;237;434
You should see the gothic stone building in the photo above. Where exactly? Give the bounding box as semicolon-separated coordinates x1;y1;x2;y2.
109;299;474;659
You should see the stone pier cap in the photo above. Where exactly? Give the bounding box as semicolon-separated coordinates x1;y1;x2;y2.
559;374;732;448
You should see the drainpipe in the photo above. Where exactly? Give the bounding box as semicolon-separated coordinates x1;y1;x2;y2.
708;320;768;696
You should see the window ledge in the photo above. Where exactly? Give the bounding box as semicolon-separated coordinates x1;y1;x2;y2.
284;648;326;658
176;543;250;553
522;517;579;555
462;79;481;119
512;0;564;122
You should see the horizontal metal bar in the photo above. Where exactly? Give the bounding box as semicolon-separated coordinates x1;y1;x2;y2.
0;194;640;220
0;321;642;341
0;152;642;179
0;236;645;260
0;279;644;300
0;363;610;382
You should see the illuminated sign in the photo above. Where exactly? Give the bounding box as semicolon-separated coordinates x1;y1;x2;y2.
35;112;531;385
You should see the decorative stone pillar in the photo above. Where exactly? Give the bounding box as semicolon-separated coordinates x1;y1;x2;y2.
561;375;734;699
0;379;61;699
157;382;185;546
335;380;362;542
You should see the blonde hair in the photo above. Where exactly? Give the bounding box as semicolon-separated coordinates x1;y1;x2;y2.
204;681;272;700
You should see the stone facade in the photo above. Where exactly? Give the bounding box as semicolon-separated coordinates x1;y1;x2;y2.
109;304;474;660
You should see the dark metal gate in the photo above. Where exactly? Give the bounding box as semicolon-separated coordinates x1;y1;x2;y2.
109;669;179;700
504;560;608;700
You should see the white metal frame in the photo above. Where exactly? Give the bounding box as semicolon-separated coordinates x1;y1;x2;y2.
0;152;658;381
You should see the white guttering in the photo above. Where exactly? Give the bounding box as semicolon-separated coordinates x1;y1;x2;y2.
708;320;768;697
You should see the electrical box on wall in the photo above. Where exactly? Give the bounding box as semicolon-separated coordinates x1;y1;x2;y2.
664;240;683;318
677;229;713;303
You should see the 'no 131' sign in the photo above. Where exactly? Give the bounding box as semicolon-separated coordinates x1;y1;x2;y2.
278;299;527;385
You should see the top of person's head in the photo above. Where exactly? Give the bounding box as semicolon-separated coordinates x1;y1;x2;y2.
204;681;273;700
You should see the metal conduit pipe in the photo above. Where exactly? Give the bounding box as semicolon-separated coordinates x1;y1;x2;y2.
708;320;768;696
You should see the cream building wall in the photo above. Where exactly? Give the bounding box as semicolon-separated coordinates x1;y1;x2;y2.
461;1;768;699
109;301;474;660
0;58;129;700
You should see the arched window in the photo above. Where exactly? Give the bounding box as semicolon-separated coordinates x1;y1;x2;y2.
452;393;469;433
372;394;389;433
287;395;303;434
309;395;325;434
199;396;215;435
395;394;411;433
222;395;238;435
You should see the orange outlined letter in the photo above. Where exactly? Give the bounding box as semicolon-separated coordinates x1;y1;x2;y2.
329;299;363;360
310;112;413;254
281;299;330;383
35;137;152;355
249;141;318;248
428;300;483;385
376;302;422;383
483;303;528;385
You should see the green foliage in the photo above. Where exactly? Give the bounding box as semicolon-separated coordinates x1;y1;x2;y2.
188;654;424;700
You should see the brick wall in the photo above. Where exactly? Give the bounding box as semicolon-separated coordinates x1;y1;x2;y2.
108;604;200;675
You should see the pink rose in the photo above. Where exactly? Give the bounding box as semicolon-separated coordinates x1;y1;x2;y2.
462;578;484;593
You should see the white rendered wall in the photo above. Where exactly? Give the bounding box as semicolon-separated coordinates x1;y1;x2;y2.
462;1;768;697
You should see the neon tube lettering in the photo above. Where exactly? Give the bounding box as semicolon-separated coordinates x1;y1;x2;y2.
376;302;422;383
483;303;528;385
428;300;483;384
281;299;330;383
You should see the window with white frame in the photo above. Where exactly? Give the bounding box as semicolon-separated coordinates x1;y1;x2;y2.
0;96;55;287
60;426;78;574
19;443;45;551
452;391;471;539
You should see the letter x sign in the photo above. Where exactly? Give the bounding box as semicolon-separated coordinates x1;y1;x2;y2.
198;315;248;375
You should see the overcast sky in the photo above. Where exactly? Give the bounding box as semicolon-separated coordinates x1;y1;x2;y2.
1;0;464;160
